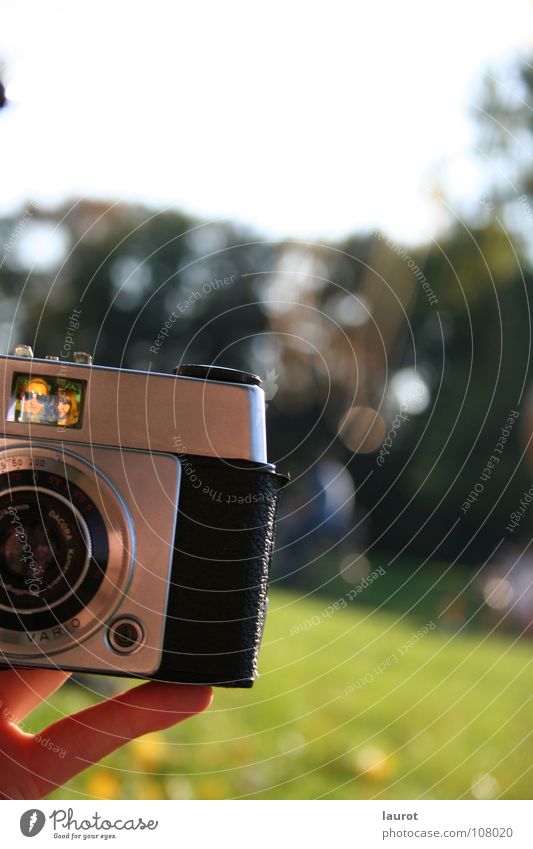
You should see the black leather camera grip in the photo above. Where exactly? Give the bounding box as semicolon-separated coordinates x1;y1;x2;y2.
156;458;286;687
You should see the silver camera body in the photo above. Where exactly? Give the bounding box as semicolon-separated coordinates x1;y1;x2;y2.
0;351;284;687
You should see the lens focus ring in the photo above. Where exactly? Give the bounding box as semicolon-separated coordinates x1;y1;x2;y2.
0;487;93;616
0;446;133;656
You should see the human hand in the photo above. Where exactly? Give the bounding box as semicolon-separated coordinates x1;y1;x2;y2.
0;668;212;799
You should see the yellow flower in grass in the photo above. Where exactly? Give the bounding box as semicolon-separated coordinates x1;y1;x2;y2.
354;745;397;781
229;740;253;764
85;769;121;799
137;778;164;800
129;732;167;771
196;777;229;799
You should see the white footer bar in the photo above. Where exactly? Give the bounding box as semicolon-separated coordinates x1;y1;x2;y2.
3;800;532;848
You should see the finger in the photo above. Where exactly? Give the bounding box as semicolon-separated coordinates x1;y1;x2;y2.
0;722;43;799
29;681;213;797
0;669;71;723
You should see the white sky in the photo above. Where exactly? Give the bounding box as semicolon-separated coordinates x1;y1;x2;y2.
1;0;532;244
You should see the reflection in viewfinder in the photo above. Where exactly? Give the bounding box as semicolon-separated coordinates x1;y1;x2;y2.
7;373;85;429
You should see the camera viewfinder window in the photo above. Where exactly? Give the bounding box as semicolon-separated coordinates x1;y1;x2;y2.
7;373;86;429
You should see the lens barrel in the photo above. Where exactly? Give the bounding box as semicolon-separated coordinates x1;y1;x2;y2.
0;447;132;656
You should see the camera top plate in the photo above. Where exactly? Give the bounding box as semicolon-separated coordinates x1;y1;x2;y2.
0;354;267;462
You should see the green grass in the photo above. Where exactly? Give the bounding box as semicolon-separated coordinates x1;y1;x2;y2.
28;587;532;800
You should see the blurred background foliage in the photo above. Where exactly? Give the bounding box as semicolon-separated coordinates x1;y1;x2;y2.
1;51;532;800
1;59;532;572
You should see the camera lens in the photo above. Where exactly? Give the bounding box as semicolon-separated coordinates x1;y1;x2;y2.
0;490;90;613
0;448;132;656
0;473;110;634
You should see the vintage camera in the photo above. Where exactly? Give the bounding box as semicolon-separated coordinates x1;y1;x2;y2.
0;348;285;687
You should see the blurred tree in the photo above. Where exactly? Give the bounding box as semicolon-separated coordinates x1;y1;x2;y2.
357;222;532;563
1;53;532;574
355;54;533;563
1;192;529;567
0;201;274;375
